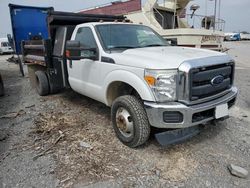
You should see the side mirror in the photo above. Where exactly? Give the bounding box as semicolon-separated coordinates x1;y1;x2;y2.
66;41;81;60
66;40;98;60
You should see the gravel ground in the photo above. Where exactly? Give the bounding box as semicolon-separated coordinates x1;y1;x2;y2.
0;42;250;188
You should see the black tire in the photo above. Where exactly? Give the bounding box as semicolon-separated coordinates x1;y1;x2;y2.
0;74;4;96
35;71;50;96
111;95;150;148
48;79;60;94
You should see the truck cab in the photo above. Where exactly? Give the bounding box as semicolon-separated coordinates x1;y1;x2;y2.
67;22;166;105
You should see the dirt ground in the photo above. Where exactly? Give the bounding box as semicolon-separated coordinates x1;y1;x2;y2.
0;42;250;188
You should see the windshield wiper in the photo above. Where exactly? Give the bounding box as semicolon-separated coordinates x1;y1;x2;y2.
108;46;139;50
142;44;167;47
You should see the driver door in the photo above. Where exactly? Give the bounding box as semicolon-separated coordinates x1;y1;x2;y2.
67;27;101;99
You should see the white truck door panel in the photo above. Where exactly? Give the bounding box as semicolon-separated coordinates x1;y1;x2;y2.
67;27;103;101
68;59;102;100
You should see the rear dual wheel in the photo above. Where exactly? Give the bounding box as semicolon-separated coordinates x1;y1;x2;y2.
34;70;62;96
35;71;49;96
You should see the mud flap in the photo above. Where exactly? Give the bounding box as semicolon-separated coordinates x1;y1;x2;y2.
155;126;203;146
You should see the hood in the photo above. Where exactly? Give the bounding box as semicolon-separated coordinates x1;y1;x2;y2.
107;46;232;69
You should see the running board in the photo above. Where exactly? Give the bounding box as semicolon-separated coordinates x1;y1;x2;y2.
155;126;203;146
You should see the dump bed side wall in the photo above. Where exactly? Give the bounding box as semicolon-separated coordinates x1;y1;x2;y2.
9;4;53;54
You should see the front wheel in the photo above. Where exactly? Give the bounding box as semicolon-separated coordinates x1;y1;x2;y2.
111;95;150;148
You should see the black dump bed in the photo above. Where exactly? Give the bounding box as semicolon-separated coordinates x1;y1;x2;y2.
47;10;126;43
48;11;125;26
20;9;126;67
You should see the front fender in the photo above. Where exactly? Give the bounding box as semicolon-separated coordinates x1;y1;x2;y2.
102;70;155;106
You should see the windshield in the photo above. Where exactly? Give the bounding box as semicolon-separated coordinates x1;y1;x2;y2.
1;42;10;47
96;24;169;51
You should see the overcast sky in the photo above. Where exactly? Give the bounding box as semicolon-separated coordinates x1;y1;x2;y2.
0;0;249;37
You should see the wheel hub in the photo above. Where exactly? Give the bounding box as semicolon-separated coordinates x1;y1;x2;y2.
116;107;134;138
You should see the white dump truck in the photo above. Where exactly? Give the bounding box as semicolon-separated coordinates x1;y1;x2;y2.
11;7;237;147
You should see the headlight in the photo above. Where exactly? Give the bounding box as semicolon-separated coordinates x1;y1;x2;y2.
144;69;177;102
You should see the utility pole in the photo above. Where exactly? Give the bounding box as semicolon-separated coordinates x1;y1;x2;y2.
213;0;217;31
218;0;221;30
173;0;177;29
205;0;208;29
205;0;208;16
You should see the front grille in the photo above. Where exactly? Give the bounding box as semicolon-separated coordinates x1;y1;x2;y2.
190;63;234;101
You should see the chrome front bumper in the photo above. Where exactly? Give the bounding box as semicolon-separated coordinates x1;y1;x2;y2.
144;87;238;129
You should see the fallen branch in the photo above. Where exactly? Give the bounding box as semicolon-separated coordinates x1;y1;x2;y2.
60;177;72;184
0;152;10;163
25;104;35;108
33;130;64;160
0;109;26;119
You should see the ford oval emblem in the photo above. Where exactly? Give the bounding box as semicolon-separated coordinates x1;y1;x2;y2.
211;75;224;86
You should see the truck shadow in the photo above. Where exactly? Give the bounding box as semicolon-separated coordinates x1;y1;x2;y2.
55;89;228;149
58;89;111;119
162;122;227;149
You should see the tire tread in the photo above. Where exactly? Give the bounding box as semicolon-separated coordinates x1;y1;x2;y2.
111;95;150;148
35;71;49;96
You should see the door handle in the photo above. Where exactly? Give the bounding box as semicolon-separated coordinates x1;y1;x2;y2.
69;60;72;68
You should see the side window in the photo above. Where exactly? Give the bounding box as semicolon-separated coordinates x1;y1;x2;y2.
75;27;98;59
1;42;8;47
75;27;97;48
